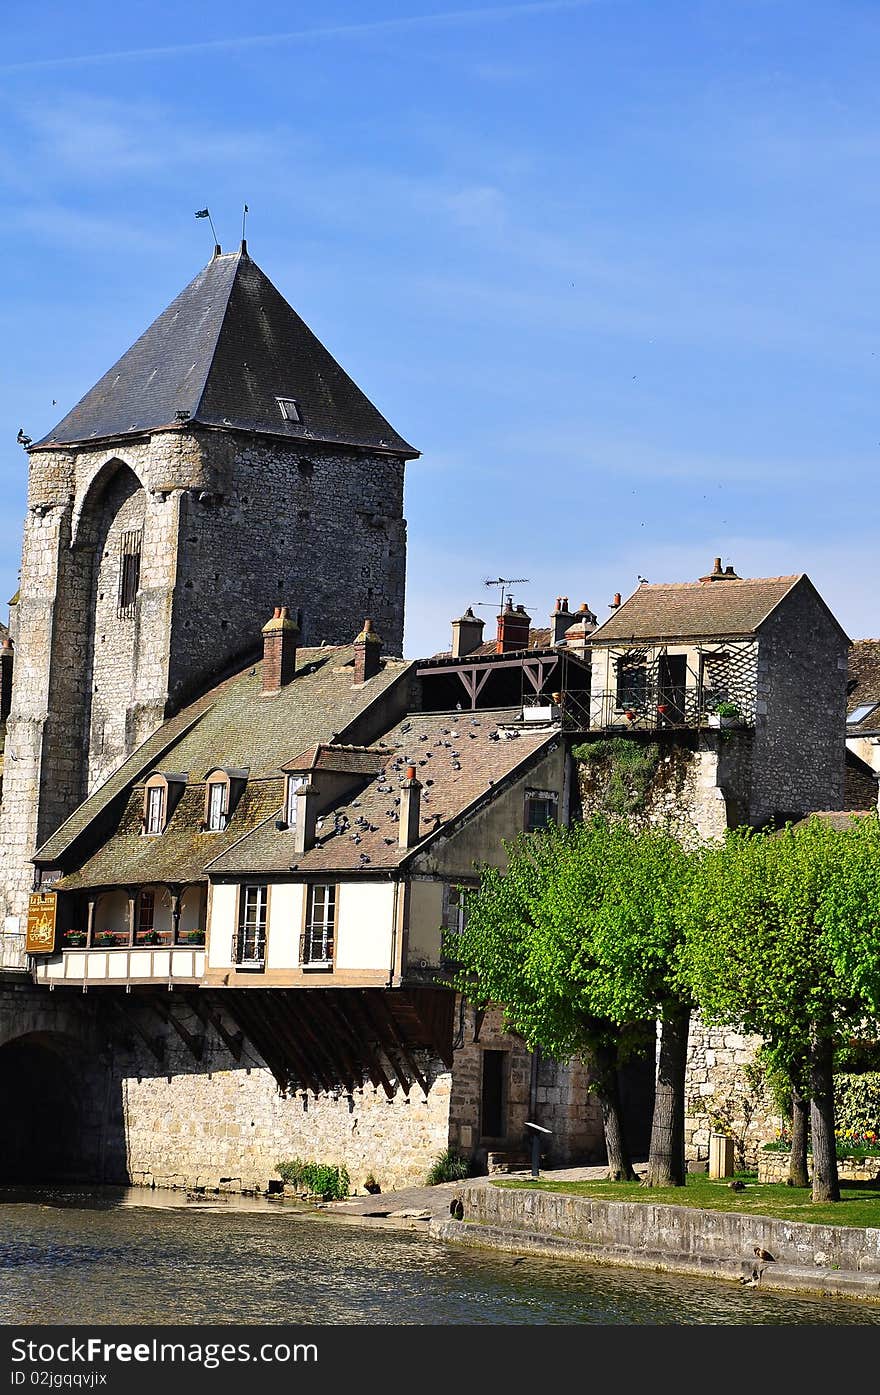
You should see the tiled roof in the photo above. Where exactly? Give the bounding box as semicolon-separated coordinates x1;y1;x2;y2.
35;644;411;873
846;640;880;735
280;744;388;776
55;778;285;891
590;576;804;644
34;250;418;458
207;708;556;876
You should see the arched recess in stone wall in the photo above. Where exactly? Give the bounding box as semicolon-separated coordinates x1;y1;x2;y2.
75;460;148;795
0;1030;126;1184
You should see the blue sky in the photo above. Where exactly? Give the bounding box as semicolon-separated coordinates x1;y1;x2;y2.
2;0;879;656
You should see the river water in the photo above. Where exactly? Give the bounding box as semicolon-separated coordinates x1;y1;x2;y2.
0;1186;877;1326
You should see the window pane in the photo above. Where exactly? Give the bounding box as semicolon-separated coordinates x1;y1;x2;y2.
146;787;163;833
208;782;225;829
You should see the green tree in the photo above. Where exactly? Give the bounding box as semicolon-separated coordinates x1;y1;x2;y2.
683;816;880;1203
444;817;696;1187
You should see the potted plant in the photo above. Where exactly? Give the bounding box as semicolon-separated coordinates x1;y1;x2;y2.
182;930;206;945
140;929;161;945
706;701;740;728
63;930;87;948
94;931;119;947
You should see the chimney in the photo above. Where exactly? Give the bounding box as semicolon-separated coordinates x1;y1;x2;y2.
496;601;531;654
0;635;13;724
293;782;321;855
609;592;621;610
551;596;576;645
451;606;485;658
699;557;739;583
563;604;597;658
353;619;383;683
399;765;423;849
261;606;299;693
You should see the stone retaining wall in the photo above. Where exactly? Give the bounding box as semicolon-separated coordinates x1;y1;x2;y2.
436;1182;880;1300
757;1150;880;1184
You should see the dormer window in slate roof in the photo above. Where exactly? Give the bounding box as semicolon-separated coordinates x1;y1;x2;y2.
202;767;249;831
142;772;187;835
276;397;302;423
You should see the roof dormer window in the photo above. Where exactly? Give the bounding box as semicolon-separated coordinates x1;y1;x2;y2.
206;780;227;832
276;397;302;423
145;784;164;835
202;767;249;832
142;772;187;836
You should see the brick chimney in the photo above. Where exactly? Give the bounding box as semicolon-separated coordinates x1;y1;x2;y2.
398;765;423;848
0;635;13;724
293;781;321;855
496;601;531;654
261;606;299;693
451;606;485;658
353;619;382;683
699;557;741;583
551;596;576;644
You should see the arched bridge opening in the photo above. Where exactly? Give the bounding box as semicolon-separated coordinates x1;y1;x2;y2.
0;1031;126;1184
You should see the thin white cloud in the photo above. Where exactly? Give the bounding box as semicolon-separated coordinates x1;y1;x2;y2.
0;1;598;74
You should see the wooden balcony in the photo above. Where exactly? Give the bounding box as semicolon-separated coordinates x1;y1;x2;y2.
33;943;206;987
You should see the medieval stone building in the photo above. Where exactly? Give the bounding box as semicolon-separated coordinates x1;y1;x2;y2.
0;244;416;950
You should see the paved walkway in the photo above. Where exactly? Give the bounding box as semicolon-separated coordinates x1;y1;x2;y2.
320;1163;644;1227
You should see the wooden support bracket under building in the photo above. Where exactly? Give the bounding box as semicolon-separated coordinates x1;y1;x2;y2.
183;991;244;1061
104;994;165;1065
149;994;205;1063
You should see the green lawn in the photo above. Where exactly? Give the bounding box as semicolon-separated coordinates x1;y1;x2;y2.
494;1171;880;1229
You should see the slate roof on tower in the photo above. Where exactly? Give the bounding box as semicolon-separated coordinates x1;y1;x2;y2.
33;248;418;457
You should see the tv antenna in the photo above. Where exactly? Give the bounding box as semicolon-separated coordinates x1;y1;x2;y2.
484;576;529;614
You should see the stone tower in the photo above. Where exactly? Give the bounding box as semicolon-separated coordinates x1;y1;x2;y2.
0;244;417;939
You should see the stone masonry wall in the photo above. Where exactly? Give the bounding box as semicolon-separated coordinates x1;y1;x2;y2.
685;1013;782;1169
749;581;847;823
575;734;755;845
447;1002;604;1169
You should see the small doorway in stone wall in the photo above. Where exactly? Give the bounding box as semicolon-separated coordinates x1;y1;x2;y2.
618;1038;656;1159
480;1049;508;1141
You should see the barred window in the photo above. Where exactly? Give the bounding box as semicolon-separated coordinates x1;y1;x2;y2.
237;884;268;967
302;884;336;967
117;530;142;618
525;788;558;833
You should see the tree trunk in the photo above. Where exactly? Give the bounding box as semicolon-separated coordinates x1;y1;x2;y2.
589;1040;637;1181
809;1029;839;1203
788;1077;810;1188
644;1005;690;1187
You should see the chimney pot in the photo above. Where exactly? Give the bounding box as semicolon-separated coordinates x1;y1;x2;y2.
610;592;622;609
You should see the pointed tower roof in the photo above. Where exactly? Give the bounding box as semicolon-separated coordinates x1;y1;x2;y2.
34;247;418;457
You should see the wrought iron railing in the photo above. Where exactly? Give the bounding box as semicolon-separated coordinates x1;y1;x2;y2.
578;688;753;733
